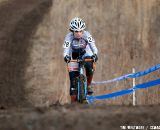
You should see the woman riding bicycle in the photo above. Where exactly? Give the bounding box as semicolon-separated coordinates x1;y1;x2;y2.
63;17;98;103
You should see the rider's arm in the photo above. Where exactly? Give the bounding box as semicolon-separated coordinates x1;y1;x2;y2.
84;31;98;55
63;33;72;57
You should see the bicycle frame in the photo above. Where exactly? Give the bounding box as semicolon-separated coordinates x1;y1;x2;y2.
67;58;93;103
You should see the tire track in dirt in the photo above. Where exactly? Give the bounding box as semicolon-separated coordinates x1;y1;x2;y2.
0;0;52;107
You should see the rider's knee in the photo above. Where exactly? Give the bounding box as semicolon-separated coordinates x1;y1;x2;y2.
70;85;77;95
86;68;94;77
84;61;94;76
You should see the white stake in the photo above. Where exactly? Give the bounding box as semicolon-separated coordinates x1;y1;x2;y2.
132;68;136;106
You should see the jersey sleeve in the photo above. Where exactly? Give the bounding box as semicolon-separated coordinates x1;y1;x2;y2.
85;31;98;55
63;33;72;57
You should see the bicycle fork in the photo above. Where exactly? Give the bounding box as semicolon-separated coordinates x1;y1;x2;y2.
77;79;80;101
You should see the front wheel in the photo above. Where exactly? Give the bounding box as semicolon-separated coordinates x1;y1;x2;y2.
77;74;87;103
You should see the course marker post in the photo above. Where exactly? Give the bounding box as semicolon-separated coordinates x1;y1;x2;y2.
132;68;136;106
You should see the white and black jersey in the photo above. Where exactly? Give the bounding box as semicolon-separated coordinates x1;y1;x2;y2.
63;31;98;59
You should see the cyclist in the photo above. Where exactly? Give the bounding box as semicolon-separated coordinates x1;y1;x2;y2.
63;17;98;103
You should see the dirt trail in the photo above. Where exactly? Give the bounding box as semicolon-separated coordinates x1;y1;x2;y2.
0;104;160;130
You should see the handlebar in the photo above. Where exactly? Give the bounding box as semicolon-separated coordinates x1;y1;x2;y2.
67;58;96;72
70;59;93;62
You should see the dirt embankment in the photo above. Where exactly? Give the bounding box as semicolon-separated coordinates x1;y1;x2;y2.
0;0;160;107
0;0;53;107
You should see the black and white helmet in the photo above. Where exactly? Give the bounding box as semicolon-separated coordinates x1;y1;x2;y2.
69;17;86;31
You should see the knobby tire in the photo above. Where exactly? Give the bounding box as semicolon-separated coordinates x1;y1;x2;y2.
77;74;86;103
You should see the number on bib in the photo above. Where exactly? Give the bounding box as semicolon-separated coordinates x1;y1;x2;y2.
87;36;95;43
63;41;70;48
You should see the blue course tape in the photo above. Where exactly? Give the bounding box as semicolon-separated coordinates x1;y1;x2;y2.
87;78;160;104
92;64;160;85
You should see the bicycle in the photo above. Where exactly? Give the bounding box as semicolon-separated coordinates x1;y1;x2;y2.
67;57;94;103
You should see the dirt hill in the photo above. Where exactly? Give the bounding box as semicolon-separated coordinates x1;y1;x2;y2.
0;0;160;107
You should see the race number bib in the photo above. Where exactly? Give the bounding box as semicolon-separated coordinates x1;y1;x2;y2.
63;41;70;48
87;36;95;43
